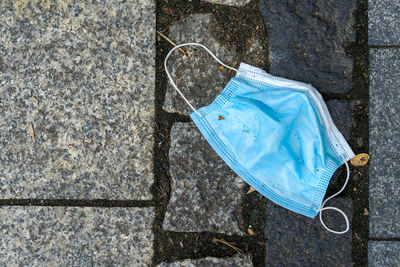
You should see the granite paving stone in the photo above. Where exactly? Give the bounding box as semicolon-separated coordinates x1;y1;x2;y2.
368;0;400;45
264;198;352;266
163;13;266;115
0;207;154;266
163;122;245;235
260;0;356;93
369;48;400;238
157;255;253;267
0;0;155;199
368;241;400;267
202;0;251;6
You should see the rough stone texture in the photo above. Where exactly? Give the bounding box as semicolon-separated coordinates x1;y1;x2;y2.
163;13;236;115
157;255;253;267
202;0;251;6
368;0;400;45
0;0;155;199
243;37;268;69
163;122;245;235
260;0;356;93
326;100;354;141
369;241;400;267
0;207;154;266
264;198;352;266
369;49;400;238
163;13;267;115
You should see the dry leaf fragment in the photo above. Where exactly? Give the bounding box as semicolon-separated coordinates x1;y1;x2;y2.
350;153;370;166
162;7;175;15
363;208;369;216
247;187;255;194
28;122;35;141
247;228;255;236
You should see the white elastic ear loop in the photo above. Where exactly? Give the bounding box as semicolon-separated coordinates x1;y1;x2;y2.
318;159;350;234
164;43;238;117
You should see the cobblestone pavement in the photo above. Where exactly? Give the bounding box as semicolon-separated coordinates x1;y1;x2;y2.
0;0;398;266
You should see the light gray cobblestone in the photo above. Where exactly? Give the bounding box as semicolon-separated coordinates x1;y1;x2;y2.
163;122;245;235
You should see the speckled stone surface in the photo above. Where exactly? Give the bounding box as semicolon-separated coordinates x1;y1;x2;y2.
369;49;400;238
264;198;352;266
368;0;400;45
260;0;356;93
202;0;251;6
163;122;245;235
163;13;236;115
326;100;354;141
369;241;400;267
0;207;154;266
163;13;267;115
157;255;253;267
0;0;155;199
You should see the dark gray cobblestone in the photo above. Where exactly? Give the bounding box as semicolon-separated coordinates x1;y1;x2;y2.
264;198;352;266
326;100;355;141
163;122;245;235
260;0;356;93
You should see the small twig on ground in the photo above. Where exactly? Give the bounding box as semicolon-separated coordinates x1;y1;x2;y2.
213;238;243;254
156;31;187;56
28;122;35;141
160;19;176;33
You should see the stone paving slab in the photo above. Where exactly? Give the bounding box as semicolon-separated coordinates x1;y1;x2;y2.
260;0;356;93
0;207;154;266
368;0;400;45
0;0;155;199
264;198;352;266
163;122;245;235
369;48;400;238
369;241;400;267
157;255;253;267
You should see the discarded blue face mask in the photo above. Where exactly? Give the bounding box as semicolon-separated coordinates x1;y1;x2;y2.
165;43;355;234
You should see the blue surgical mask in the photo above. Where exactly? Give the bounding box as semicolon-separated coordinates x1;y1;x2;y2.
165;43;355;234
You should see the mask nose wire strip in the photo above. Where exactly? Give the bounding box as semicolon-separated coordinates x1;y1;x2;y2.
317;159;350;234
164;43;238;117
